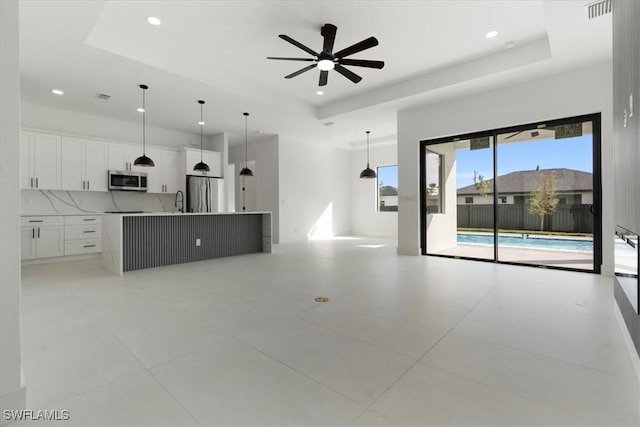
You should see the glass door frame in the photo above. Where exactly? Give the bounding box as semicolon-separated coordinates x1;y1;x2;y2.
419;113;602;274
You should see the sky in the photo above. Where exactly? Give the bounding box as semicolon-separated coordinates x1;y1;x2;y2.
455;134;593;189
377;165;398;188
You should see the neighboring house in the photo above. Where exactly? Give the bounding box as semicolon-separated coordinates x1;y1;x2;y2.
456;168;593;205
379;185;398;210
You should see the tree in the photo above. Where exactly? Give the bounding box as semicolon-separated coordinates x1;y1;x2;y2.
528;171;559;231
473;171;489;197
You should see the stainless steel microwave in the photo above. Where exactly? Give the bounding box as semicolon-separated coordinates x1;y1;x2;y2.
108;170;148;192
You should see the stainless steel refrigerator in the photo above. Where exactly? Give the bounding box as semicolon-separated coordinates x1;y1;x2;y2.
186;175;225;213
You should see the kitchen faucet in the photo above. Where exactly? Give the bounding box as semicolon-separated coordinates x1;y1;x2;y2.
175;190;184;213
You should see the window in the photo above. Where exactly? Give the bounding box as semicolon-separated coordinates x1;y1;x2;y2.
425;151;443;214
465;197;474;204
377;165;398;212
498;196;507;204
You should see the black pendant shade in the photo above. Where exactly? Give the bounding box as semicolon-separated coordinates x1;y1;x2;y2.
239;112;253;177
359;130;376;179
134;84;155;167
193;100;210;173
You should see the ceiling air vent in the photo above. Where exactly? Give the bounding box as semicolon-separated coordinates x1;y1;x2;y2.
96;93;111;101
586;0;612;20
323;121;335;126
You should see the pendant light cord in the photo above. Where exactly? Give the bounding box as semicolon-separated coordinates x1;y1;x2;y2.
244;113;249;169
200;103;204;162
142;88;146;155
366;130;370;166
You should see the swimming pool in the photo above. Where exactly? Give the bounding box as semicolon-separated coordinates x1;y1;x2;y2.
458;233;593;252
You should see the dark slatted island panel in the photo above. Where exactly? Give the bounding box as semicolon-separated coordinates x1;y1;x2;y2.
122;214;264;272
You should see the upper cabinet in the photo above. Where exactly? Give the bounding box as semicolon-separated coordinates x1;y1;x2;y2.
20;131;62;190
185;148;221;177
145;148;181;194
108;143;147;173
61;137;108;192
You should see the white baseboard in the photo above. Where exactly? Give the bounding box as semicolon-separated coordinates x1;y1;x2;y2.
396;245;420;256
613;301;640;384
0;379;26;426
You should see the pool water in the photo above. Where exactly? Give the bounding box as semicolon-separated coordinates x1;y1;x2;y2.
458;233;593;252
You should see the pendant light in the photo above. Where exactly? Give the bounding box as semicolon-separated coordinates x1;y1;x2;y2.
239;112;253;177
359;131;376;178
133;84;155;167
193;100;210;173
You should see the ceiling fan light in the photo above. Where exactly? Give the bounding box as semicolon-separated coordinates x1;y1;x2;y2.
317;59;335;71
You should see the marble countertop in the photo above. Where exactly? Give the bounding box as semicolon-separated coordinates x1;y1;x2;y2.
105;211;270;216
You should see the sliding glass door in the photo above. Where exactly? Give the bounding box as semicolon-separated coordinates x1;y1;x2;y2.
421;114;601;273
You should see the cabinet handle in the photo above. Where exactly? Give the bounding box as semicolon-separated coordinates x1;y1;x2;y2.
83;230;96;233
30;178;33;188
87;181;90;190
82;181;86;190
28;220;44;223
32;228;35;239
83;218;96;221
37;228;40;238
83;244;96;248
36;178;38;188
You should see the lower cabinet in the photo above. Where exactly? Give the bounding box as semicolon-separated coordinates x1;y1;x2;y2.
20;216;64;260
64;215;102;255
21;215;102;261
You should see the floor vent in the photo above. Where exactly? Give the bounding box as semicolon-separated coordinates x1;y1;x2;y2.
96;93;111;100
586;0;612;20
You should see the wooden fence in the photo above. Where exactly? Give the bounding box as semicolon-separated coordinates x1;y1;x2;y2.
457;204;593;233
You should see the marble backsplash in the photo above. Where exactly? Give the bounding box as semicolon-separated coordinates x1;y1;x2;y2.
21;190;178;215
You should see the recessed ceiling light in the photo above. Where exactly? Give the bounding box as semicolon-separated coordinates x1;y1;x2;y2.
137;108;145;112
147;16;161;26
51;89;64;95
198;121;205;126
485;30;499;39
316;90;324;95
505;41;515;49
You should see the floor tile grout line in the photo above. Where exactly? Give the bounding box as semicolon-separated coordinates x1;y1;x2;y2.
61;272;205;427
417;358;608;427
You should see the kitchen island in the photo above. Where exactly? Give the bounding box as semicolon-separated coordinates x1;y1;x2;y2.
102;212;272;275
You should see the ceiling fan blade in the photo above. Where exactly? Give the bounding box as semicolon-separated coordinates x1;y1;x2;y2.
319;70;328;86
334;36;378;59
339;59;385;69
321;24;337;53
278;34;318;57
267;57;316;62
284;64;317;79
334;64;362;83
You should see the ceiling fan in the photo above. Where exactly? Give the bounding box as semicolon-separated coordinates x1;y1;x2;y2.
267;23;384;86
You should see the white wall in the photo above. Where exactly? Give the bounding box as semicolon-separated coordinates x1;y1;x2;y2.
279;137;351;243
229;136;280;242
1;0;26;418
351;143;398;238
398;63;615;275
21;103;200;149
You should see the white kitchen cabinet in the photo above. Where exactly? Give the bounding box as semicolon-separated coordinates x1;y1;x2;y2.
163;150;181;193
20;216;64;260
20;131;62;190
64;215;102;255
61;137;108;191
145;148;180;194
185;149;221;177
108;143;142;172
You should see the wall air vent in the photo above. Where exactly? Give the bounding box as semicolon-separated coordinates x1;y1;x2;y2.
323;121;335;126
96;93;111;100
586;0;612;20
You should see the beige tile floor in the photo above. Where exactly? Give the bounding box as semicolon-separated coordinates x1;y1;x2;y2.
14;237;640;426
